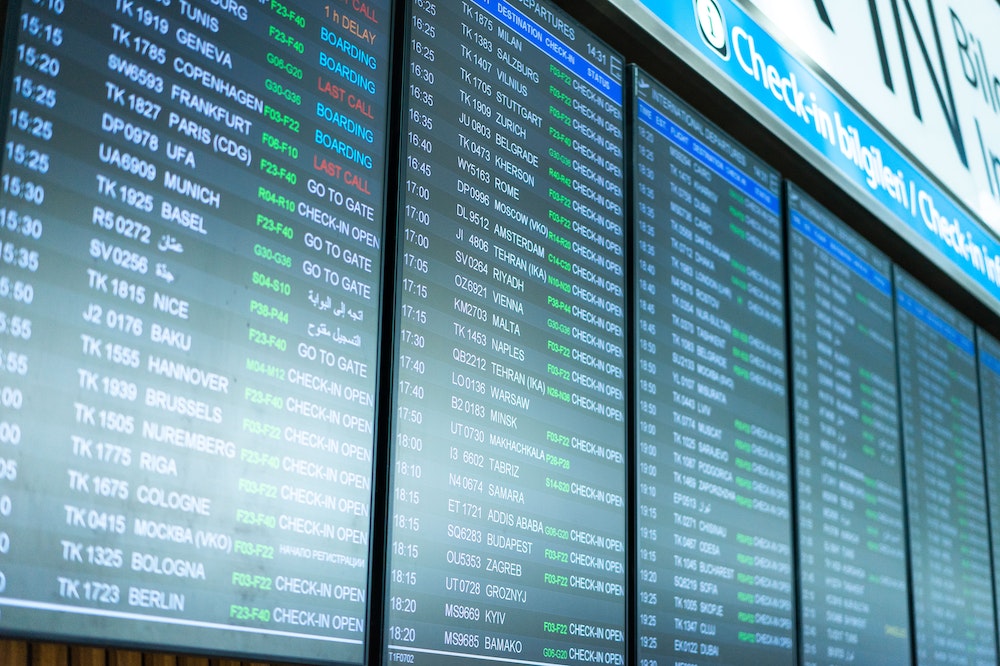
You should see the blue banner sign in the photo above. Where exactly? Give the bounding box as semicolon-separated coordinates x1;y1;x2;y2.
636;0;1000;309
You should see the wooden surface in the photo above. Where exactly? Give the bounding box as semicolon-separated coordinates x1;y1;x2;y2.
0;640;28;666
176;657;209;666
71;647;106;666
0;642;290;666
108;650;142;666
144;655;175;666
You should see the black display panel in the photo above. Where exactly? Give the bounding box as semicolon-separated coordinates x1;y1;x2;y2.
979;329;1000;655
896;270;997;666
787;186;910;665
0;1;391;662
632;69;793;665
385;1;627;663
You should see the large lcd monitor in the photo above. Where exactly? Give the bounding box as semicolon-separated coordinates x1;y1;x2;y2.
632;67;794;665
788;185;911;665
896;270;997;666
978;328;1000;657
384;0;628;663
0;1;391;662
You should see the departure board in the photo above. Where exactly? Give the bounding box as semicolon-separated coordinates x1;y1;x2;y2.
978;329;1000;654
896;270;997;666
787;186;910;665
0;1;390;662
632;69;794;665
385;1;627;663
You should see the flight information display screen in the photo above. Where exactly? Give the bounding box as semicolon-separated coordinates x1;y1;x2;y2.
787;186;910;665
977;329;1000;655
632;68;794;665
385;0;627;663
0;0;391;662
896;270;997;666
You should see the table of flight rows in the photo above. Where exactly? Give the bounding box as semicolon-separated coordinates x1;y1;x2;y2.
1;0;390;661
2;0;1000;665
